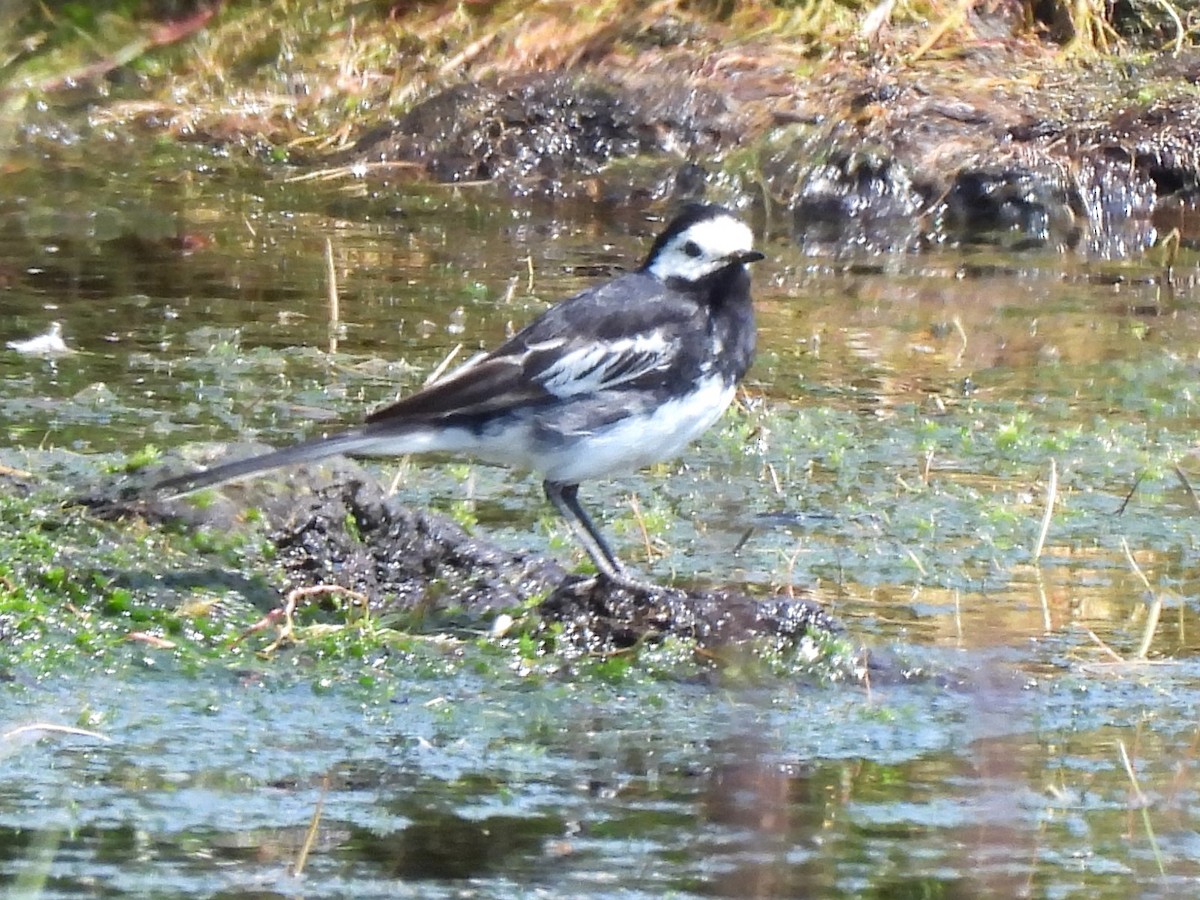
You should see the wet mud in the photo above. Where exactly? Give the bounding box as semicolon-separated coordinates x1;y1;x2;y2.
81;456;839;653
338;52;1200;258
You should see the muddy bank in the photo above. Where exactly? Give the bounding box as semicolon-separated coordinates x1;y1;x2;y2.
82;456;840;656
332;52;1199;259
4;5;1197;261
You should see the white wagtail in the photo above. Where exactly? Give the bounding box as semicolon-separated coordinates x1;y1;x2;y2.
150;203;764;591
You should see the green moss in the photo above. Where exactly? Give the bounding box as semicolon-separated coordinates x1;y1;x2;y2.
446;499;479;531
105;443;161;474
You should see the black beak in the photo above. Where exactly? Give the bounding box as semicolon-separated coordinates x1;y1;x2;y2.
736;250;765;264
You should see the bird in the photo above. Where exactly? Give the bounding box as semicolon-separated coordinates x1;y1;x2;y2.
7;321;70;355
149;203;764;592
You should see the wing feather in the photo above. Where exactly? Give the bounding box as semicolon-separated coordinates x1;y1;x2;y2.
364;354;543;423
365;271;699;427
533;332;672;398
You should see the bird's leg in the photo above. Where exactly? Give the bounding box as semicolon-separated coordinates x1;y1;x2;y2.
543;480;663;594
542;480;626;579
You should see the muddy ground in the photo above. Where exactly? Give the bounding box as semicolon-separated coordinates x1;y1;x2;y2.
81;456;843;656
322;35;1200;259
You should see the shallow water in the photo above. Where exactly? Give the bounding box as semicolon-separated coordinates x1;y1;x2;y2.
3;137;1200;897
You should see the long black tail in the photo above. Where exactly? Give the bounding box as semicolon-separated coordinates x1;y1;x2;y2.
149;428;382;497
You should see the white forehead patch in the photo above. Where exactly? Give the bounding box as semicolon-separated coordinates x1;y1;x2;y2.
647;214;757;282
681;214;755;257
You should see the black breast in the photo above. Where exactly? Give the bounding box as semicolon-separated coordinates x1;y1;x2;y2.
701;265;756;383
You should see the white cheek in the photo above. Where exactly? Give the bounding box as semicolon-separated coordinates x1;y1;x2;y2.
645;214;756;281
651;250;719;281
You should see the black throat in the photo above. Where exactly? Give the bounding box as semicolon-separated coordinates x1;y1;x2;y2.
678;263;756;382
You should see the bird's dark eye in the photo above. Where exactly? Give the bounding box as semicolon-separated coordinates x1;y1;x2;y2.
683;240;702;258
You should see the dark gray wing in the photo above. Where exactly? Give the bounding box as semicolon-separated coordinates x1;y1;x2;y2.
365;272;700;426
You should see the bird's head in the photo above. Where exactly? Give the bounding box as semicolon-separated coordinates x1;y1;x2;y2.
641;204;764;283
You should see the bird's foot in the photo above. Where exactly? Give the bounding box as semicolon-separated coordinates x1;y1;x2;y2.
558;561;678;599
599;568;675;597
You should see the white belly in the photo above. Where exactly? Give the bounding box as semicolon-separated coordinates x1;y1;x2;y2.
351;376;737;485
532;376;736;483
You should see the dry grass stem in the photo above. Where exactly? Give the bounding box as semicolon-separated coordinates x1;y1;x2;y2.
1135;593;1164;661
1036;574;1052;633
1121;536;1152;592
1078;625;1176;672
424;342;464;385
1084;627;1125;662
386;458;413;496
905;549;928;578
1118;740;1165;874
860;0;897;41
262;584;370;654
765;461;783;495
907;0;974;62
1156;227;1181;278
292;773;330;877
1032;458;1058;562
283;161;425;184
126;630;178;649
952;315;968;365
627;493;662;564
325;237;340;354
1;723;112;743
1061;0;1120;57
780;541;805;599
1121;537;1163;660
1173;463;1200;514
501;276;519;305
1149;0;1185;55
1118;740;1147;805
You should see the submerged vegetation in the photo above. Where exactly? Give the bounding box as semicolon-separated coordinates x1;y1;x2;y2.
1;300;1196;682
0;461;859;687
